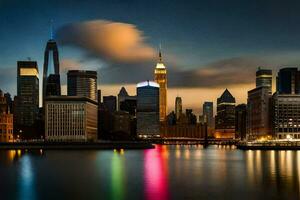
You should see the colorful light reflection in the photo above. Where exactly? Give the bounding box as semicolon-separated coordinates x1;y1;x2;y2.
144;145;169;200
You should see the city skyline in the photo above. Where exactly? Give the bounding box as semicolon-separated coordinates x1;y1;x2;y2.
3;1;300;113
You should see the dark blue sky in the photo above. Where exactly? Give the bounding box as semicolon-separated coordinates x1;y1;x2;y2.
2;0;300;97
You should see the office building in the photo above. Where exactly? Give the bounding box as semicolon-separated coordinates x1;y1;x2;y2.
256;67;272;93
103;95;117;113
215;89;236;139
272;93;300;139
276;67;300;94
247;86;272;139
175;97;182;120
136;81;160;138
67;70;97;101
45;96;97;141
113;111;132;137
235;104;247;140
43;39;61;107
154;49;167;121
16;61;39;128
0;90;13;142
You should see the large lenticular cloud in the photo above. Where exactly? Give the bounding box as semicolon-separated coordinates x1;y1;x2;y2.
56;20;155;63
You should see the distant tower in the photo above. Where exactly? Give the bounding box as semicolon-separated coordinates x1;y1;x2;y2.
42;25;61;108
175;97;182;120
154;47;167;122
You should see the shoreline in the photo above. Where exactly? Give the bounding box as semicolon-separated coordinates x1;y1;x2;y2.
0;141;155;150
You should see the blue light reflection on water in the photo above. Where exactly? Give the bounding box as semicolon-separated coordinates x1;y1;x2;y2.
18;155;36;200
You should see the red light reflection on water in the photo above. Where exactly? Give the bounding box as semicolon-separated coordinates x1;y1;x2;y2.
144;145;169;200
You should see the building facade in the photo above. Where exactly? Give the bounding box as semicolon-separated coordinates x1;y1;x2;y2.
67;70;97;101
16;61;39;127
154;50;167;122
247;86;272;139
136;81;160;138
203;101;214;135
215;89;236;139
235;104;247;140
0;90;13;142
273;94;300;139
103;96;117;113
45;96;98;141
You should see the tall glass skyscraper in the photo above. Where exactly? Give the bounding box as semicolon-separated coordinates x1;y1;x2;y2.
276;67;300;94
67;70;97;101
154;49;167;122
43;39;61;107
16;61;39;127
136;81;160;138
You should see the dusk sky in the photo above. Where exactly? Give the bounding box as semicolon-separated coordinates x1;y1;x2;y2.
2;0;300;114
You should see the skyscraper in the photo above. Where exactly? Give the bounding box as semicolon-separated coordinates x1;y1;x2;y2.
16;61;39;129
203;101;214;128
136;81;160;138
256;67;272;93
215;89;236;139
175;97;182;120
154;49;167;122
276;67;300;94
43;39;61;107
67;70;97;101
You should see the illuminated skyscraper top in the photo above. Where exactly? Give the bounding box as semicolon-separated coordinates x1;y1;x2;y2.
154;47;167;122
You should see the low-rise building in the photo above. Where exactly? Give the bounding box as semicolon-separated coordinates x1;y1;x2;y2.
45;96;97;141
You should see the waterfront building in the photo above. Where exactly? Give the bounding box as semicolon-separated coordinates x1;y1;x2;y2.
103;96;117;113
256;67;272;93
175;97;182;120
276;67;300;94
235;104;247;140
45;96;97;141
186;109;197;125
0;90;13;142
154;49;167;121
67;70;97;101
43;39;61;107
136;81;160;138
272;93;300;139
16;61;39;128
247;86;272;139
214;89;236;139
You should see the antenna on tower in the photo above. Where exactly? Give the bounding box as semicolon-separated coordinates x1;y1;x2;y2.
50;19;54;40
158;43;162;62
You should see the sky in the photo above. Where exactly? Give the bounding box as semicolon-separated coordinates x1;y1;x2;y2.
1;0;300;114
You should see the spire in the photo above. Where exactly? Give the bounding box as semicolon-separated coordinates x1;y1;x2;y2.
159;43;162;63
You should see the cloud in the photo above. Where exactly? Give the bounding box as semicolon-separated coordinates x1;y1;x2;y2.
56;20;155;63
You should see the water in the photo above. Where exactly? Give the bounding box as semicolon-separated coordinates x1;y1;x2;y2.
0;145;299;200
